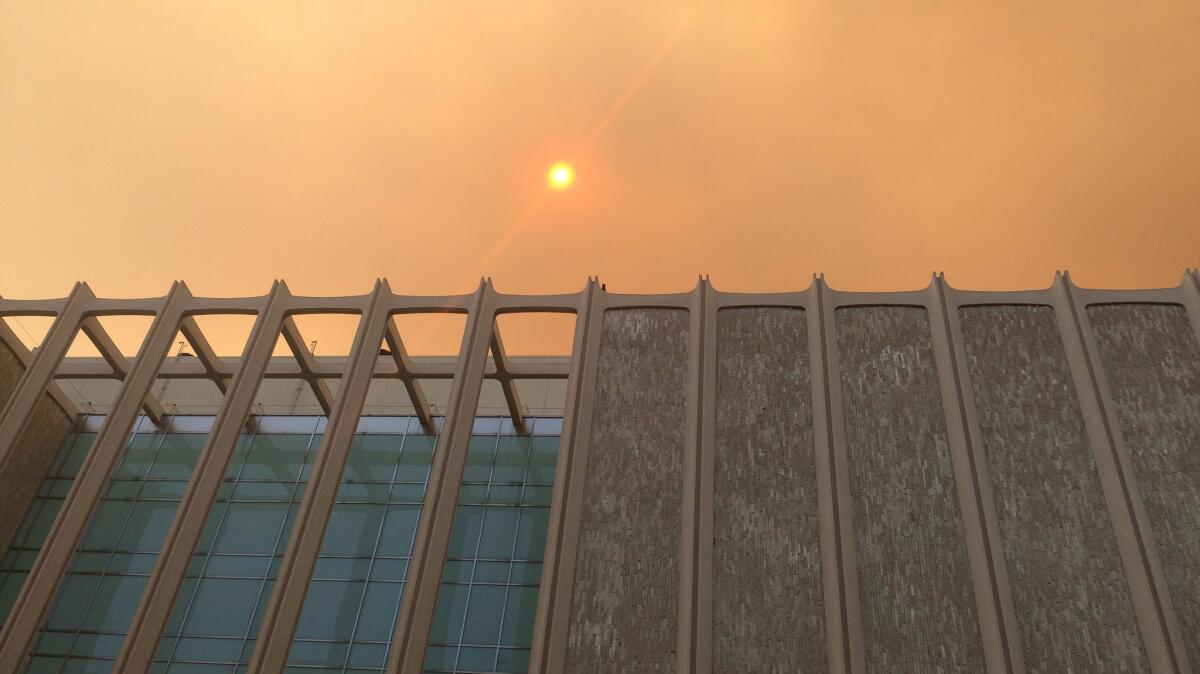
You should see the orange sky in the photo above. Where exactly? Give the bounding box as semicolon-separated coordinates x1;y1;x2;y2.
2;3;1199;355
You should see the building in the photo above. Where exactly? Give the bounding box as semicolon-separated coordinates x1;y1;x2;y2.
0;271;1199;674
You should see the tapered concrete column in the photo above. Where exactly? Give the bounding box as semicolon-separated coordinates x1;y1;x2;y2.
0;282;190;671
248;281;394;672
115;282;292;673
528;279;602;674
388;281;496;674
927;274;1024;674
810;276;865;674
1052;272;1187;673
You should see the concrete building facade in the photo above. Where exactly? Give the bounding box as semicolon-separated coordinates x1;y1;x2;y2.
0;272;1199;673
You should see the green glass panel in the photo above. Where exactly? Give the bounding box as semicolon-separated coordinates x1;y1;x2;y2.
347;642;387;668
44;575;99;630
237;435;312;481
320;504;385;557
527;437;558;484
429;583;469;644
390;482;427;503
195;507;223;553
343;435;403;482
421;429;561;671
337;482;391;502
459;646;498;670
286;429;434;671
487;485;522;505
71;552;108;574
459;484;489;504
150;435;205;479
376;505;421;557
12;550;39;571
495;648;530;673
172;636;244;662
0;573;28;621
461;585;506;643
370;558;407;581
204;554;271;578
513;509;549;561
522;485;553;507
162;577;196;635
446;507;485;559
314;557;372;580
183;577;261;636
212;503;289;554
80;574;148;632
118;500;179;552
396;435;435;482
499;586;539;648
477;508;519;559
463;436;498;482
509;562;542;585
32;630;73;655
139;480;190;499
105;479;141;499
58;434;95;477
114;435;158;478
47;479;74;498
474;561;510;584
80;500;133;550
288;639;348;667
356;580;403;641
424;645;456;670
295;580;364;640
26;656;65;674
25;502;63;545
231;480;294;501
443;560;472;583
492;437;530;483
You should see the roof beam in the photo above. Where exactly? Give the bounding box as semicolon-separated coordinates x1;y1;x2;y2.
0;316;79;419
178;317;230;394
489;324;527;432
79;318;167;425
384;318;435;432
280;317;336;416
53;356;572;381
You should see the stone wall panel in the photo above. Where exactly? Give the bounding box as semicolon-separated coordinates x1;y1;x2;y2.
960;305;1147;672
565;308;689;673
713;308;824;673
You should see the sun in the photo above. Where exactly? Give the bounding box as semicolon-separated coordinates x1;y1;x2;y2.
547;162;574;190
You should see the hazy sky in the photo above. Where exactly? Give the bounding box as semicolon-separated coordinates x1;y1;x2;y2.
2;2;1198;354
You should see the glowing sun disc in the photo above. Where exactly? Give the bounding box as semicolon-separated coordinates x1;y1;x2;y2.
547;162;574;190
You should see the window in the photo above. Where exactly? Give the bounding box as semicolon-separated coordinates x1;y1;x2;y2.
0;416;561;674
284;431;435;672
152;423;320;672
423;431;559;674
0;432;96;627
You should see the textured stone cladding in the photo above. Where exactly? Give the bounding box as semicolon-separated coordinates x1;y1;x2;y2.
1089;303;1200;667
959;305;1148;672
834;306;984;672
565;308;688;673
713;308;824;673
0;341;71;556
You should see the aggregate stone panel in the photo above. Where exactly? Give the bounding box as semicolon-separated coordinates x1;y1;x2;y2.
960;305;1148;673
565;308;688;673
1088;303;1200;668
835;306;984;673
713;308;824;673
0;340;71;558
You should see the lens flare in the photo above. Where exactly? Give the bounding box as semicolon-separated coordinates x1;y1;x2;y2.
547;162;574;190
